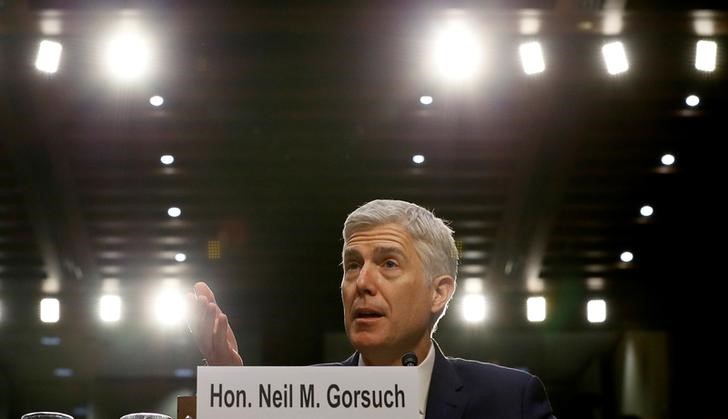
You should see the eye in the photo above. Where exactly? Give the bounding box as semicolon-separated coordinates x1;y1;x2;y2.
345;261;361;271
383;259;399;269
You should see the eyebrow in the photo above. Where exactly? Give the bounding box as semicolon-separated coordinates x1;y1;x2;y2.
342;246;407;261
342;248;359;262
373;246;407;259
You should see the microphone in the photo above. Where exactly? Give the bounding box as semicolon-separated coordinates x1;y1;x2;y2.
401;352;418;367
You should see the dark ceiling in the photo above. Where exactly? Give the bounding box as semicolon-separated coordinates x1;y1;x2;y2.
0;1;726;418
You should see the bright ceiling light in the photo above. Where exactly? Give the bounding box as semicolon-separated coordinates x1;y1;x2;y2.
685;95;700;107
661;154;676;166
695;40;717;72
527;296;546;322
160;155;174;165
149;95;164;107
601;41;629;75
640;205;654;217
104;30;152;81
40;298;60;323
167;207;181;218
174;253;187;262
154;286;187;326
587;299;607;323
99;295;122;323
462;294;486;323
412;154;425;164
419;95;434;105
519;41;545;75
431;21;482;82
620;251;634;263
35;40;63;74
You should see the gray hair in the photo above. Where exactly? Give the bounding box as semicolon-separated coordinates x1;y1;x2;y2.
343;199;459;282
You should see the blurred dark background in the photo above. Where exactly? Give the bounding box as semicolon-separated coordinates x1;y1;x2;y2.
1;1;726;418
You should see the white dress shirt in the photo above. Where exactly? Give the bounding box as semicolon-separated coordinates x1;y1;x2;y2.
357;342;435;418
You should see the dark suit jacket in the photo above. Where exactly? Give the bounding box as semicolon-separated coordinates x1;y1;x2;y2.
334;341;556;419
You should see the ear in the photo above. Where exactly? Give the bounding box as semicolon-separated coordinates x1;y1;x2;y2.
430;275;455;314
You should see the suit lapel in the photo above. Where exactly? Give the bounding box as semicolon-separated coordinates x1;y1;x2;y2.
341;346;467;419
424;342;467;419
341;352;359;366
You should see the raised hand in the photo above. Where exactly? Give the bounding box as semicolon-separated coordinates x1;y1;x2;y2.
187;281;243;366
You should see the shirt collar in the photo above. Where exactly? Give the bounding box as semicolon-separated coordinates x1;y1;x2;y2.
356;342;435;418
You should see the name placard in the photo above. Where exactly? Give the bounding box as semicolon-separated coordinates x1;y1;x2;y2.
197;366;419;419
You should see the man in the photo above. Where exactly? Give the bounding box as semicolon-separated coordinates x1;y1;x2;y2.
187;199;556;418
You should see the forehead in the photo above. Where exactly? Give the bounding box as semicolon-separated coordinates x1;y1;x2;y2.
344;223;415;253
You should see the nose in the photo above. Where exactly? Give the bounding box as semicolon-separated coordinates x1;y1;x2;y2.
355;261;377;296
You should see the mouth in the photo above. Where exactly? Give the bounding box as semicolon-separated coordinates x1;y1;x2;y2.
353;308;385;321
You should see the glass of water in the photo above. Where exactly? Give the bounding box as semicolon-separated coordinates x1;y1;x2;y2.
120;414;172;419
21;413;74;419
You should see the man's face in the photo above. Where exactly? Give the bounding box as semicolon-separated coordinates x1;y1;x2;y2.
341;223;435;362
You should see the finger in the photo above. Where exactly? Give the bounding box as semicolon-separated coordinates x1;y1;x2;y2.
227;334;244;366
213;313;229;364
197;296;211;329
219;315;243;365
226;324;239;353
199;301;217;355
192;295;210;336
193;282;217;304
185;292;196;333
186;294;199;335
192;299;215;357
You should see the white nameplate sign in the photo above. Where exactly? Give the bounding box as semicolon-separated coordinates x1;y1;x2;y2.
197;366;419;419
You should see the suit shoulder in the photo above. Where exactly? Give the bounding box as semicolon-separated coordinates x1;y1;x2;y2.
444;357;555;417
446;356;536;386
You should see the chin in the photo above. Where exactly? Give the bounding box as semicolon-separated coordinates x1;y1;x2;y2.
349;332;385;352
